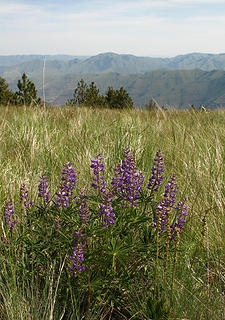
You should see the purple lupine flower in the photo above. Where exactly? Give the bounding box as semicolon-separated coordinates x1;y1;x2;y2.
10;220;17;231
90;154;115;228
170;198;188;239
38;176;50;207
3;200;17;231
155;174;177;234
90;153;106;193
111;148;144;207
55;162;77;207
76;190;90;223
99;190;115;229
148;150;164;193
20;184;34;209
70;230;86;276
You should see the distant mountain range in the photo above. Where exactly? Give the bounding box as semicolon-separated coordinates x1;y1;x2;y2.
0;52;225;108
0;55;89;67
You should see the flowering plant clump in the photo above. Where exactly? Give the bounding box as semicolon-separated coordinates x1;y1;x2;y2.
1;148;191;319
20;184;34;209
2;199;17;231
55;162;77;207
111;148;144;207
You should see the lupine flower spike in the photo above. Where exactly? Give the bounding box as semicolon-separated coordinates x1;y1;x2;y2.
90;153;106;194
148;150;164;194
91;153;115;228
170;198;188;239
70;230;86;276
111;148;144;207
99;190;115;229
20;184;34;209
3;200;17;231
38;176;50;208
55;162;77;207
155;174;177;234
77;190;90;223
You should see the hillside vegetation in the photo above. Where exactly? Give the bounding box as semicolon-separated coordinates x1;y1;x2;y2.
0;106;224;319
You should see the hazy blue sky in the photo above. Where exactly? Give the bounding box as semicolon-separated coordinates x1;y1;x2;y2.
0;0;225;56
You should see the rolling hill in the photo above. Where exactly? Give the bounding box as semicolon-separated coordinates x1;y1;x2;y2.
43;69;225;108
0;55;88;67
1;52;225;74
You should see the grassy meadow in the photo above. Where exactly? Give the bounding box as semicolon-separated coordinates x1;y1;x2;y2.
0;105;224;319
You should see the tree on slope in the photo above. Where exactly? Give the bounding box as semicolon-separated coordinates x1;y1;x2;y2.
105;86;134;109
68;79;105;107
70;78;88;105
85;81;106;106
0;77;14;106
14;73;42;106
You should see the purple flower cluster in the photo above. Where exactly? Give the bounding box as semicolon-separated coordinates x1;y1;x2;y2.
3;200;17;231
20;184;34;209
99;191;115;229
91;154;115;228
155;174;177;234
77;190;90;223
162;174;177;206
111;148;144;207
38;176;50;207
170;199;188;239
90;153;106;193
148;150;164;193
70;230;86;276
55;162;76;207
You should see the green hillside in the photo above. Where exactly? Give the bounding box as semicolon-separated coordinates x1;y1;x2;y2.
42;69;225;108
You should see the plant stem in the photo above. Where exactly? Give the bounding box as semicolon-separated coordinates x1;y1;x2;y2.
86;271;91;320
169;229;180;316
164;208;171;287
154;219;160;298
